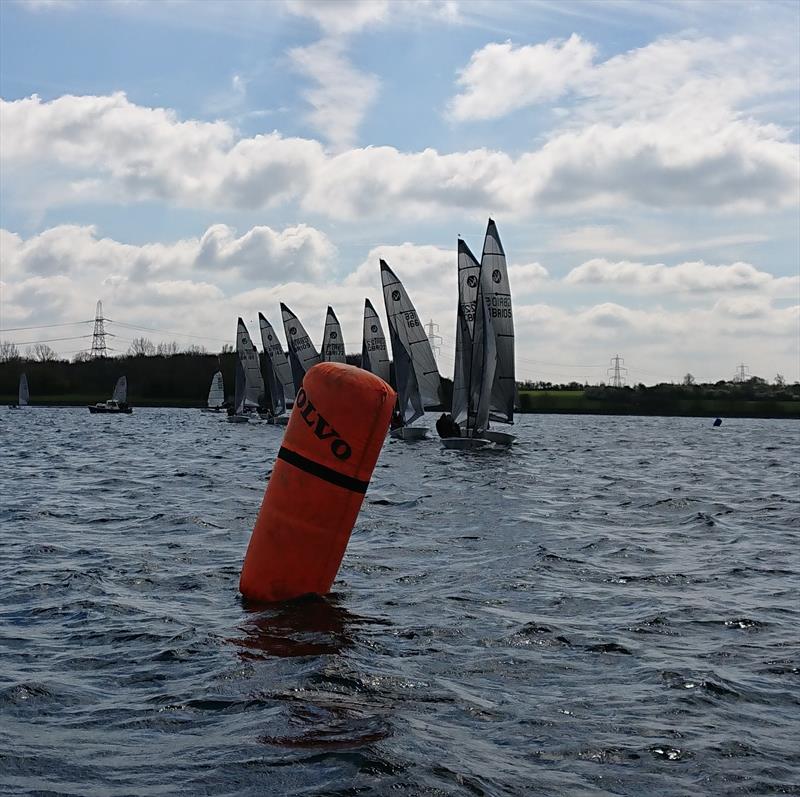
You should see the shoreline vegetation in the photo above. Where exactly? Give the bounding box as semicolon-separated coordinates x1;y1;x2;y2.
1;353;798;419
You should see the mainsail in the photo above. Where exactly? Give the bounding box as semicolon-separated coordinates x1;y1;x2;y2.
380;259;442;424
320;306;346;363
467;263;497;436
259;312;295;412
112;376;127;403
361;298;390;384
233;353;246;414
207;370;224;409
18;373;29;406
281;303;321;394
451;238;481;427
236;318;265;409
481;218;516;424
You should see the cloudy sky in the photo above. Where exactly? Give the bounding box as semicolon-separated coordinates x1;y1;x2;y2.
1;0;798;384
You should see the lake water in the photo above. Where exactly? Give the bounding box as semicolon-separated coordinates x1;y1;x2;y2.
1;409;798;796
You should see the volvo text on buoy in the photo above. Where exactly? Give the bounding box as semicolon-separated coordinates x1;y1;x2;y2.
239;362;396;602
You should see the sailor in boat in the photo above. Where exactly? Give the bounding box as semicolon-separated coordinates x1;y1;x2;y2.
390;408;403;431
436;413;461;438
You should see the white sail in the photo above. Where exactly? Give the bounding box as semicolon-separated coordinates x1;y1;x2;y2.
259;312;294;413
380;260;442;418
481;218;516;424
112;376;127;403
233;351;246;414
320;306;346;363
207;370;224;409
361;298;390;384
18;373;29;406
451;238;481;426
468;265;498;436
236;318;265;409
281;303;321;394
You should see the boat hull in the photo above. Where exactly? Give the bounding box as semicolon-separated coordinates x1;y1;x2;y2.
390;426;428;441
226;414;251;424
483;430;516;447
88;405;132;414
441;436;492;451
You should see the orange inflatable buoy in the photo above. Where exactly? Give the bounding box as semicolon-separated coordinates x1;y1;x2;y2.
239;362;396;602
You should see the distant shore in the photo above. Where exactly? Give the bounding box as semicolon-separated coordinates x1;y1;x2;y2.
3;395;798;419
1;356;797;419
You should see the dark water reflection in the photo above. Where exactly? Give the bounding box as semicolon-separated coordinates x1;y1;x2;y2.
0;408;798;796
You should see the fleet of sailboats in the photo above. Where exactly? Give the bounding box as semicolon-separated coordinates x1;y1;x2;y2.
201;217;515;447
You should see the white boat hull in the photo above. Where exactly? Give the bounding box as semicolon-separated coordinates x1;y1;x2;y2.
483;430;516;447
390;426;428;441
441;436;492;451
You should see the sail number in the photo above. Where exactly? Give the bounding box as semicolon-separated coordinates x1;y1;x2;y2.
294;335;313;351
486;294;512;319
402;311;421;328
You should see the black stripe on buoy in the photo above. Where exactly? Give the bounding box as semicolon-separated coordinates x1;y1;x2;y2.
277;446;369;494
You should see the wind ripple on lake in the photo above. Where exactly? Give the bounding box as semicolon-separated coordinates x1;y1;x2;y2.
1;409;798;796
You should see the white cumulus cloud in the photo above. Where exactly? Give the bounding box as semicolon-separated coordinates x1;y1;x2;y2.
565;258;797;296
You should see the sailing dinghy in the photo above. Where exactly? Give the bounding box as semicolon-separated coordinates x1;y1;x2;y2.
380;259;442;440
227;318;263;423
88;376;132;414
320;306;347;363
281;303;321;395
10;373;29;409
480;218;516;447
259;311;294;425
227;344;250;423
360;298;390;385
202;370;225;412
442;239;495;450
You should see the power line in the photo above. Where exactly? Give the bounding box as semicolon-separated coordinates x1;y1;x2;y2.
106;319;228;343
12;334;93;345
0;320;93;332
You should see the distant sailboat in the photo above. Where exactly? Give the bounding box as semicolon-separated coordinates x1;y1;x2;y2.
443;239;495;450
11;373;29;409
228;318;260;423
481;218;516;446
281;303;321;395
259;311;294;423
88;376;132;414
202;370;225;412
361;298;390;384
380;259;442;440
320;306;346;363
228;344;249;424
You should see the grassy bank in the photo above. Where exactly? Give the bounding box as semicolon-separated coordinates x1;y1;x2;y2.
518;390;800;419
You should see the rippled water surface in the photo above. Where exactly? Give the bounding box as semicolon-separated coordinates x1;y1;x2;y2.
1;408;798;796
